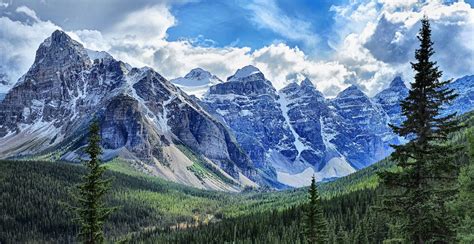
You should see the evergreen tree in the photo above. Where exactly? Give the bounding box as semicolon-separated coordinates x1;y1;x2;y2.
379;16;461;243
303;176;328;244
75;120;114;243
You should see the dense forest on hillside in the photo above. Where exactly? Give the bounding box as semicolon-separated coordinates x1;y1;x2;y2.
131;188;384;243
0;158;383;243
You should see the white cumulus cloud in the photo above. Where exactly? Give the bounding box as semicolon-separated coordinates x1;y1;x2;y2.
0;1;472;98
0;6;61;92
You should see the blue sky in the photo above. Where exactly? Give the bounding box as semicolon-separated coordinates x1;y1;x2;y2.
166;0;343;55
0;0;473;96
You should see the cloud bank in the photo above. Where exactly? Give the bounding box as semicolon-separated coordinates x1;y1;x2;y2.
0;1;473;96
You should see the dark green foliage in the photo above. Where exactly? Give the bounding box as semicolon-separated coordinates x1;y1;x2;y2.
0;160;230;242
379;17;462;243
0;161;80;243
450;130;474;243
303;176;328;244
130;188;389;244
75;120;114;243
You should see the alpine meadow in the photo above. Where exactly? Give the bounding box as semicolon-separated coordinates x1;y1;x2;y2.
0;1;473;243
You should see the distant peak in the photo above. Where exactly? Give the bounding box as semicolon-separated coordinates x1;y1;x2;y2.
347;84;361;91
230;65;262;80
171;68;222;89
389;76;406;88
300;77;314;88
337;84;366;98
190;67;207;73
185;68;212;80
50;29;74;46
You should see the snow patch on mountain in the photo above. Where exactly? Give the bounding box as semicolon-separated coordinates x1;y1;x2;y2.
277;167;314;187
277;91;311;157
277;155;355;187
159;95;175;132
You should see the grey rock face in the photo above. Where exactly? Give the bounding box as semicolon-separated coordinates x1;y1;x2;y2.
203;66;297;170
330;85;393;169
373;75;473;138
0;30;93;136
279;80;390;170
100;94;164;160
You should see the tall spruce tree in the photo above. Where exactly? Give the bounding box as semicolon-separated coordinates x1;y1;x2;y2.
303;176;328;244
75;120;114;244
379;16;461;243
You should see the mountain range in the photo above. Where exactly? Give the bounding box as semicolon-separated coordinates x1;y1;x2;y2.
0;30;472;189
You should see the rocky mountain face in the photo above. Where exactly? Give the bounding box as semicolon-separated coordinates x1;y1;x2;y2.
331;85;395;169
202;67;372;187
201;68;473;187
0;30;257;191
373;76;409;126
446;75;474;116
374;75;474;123
202;66;296;187
276;79;357;186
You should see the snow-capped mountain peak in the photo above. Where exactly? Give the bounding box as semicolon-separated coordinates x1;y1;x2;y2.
170;68;223;98
173;68;222;86
228;65;263;81
184;68;212;80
